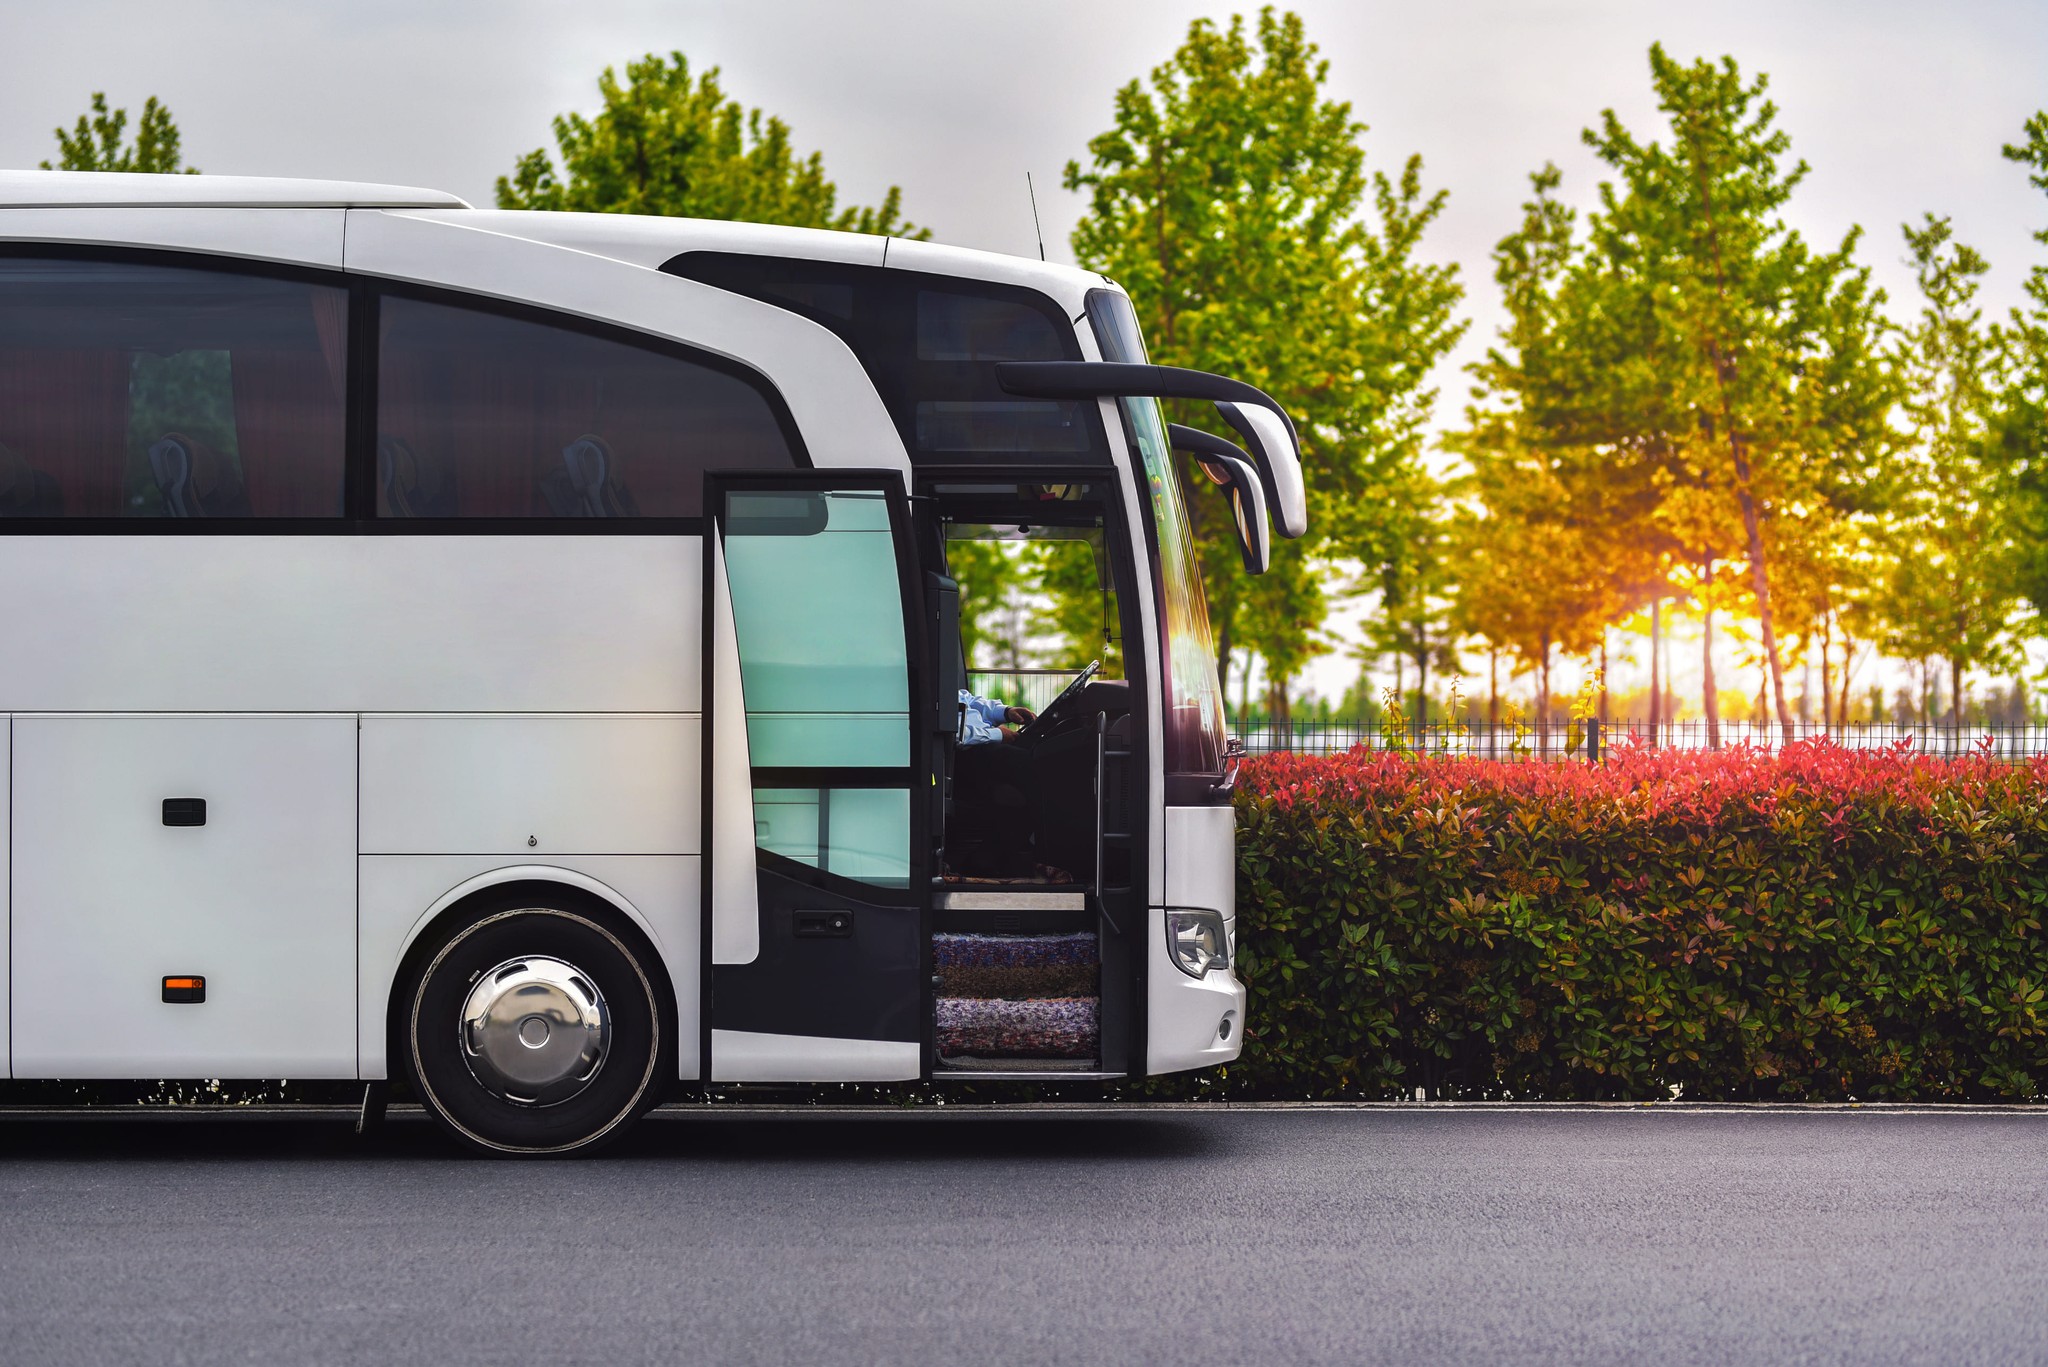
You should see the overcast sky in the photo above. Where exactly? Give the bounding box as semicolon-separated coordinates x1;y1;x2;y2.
5;0;2045;699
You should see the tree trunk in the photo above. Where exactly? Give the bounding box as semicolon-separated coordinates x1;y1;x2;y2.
1599;630;1611;726
1537;632;1553;756
1951;655;1964;731
1838;635;1855;726
1799;634;1813;724
1649;598;1662;745
1702;581;1722;750
1920;660;1931;727
1489;648;1500;758
1731;461;1797;744
1415;641;1429;736
1821;611;1835;730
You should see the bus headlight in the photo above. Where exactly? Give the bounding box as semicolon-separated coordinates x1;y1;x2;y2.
1166;909;1231;978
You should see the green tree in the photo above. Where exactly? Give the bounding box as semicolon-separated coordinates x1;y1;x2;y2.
1994;114;2048;616
1876;216;2020;723
1583;47;1896;744
1363;481;1460;731
1063;8;1465;715
499;52;924;236
43;93;194;173
1450;443;1611;738
1470;49;1893;744
1462;164;1677;728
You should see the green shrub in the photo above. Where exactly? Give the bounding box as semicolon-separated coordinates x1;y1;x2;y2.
1225;742;2048;1101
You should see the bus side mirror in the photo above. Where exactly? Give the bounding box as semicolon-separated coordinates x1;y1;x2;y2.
1195;453;1271;575
1211;400;1306;540
1168;423;1272;574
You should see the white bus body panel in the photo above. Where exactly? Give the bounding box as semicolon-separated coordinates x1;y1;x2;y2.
710;1030;918;1083
1163;803;1235;910
0;207;345;269
0;170;466;210
1149;804;1245;1075
357;857;699;1081
0;536;697;713
359;716;699;856
399;210;890;273
11;715;358;1077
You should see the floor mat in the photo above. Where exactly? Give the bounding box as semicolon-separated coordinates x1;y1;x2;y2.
937;963;1098;999
932;931;1097;970
936;996;1099;1059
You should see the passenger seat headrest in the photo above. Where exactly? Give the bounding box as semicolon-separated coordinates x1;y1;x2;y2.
562;435;613;515
542;434;636;518
0;442;62;517
0;443;26;502
378;434;431;516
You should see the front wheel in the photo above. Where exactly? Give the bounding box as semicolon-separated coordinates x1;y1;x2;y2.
405;903;668;1156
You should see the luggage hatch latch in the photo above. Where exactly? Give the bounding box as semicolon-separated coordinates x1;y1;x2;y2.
793;910;854;939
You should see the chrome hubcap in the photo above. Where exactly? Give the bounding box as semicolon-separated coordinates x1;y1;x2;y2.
459;956;609;1106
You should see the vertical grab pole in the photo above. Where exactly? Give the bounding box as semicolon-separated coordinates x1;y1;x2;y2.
1094;712;1108;902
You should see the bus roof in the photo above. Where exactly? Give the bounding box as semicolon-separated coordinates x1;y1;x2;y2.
0;170;1114;307
0;169;472;209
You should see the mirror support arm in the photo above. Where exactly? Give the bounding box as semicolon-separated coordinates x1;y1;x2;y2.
996;360;1307;540
1166;423;1253;469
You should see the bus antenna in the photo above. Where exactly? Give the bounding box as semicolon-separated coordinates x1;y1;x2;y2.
1027;172;1046;262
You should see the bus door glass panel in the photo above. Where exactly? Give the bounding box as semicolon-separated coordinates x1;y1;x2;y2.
711;481;924;1056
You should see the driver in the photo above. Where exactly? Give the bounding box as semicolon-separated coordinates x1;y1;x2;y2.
954;689;1045;879
959;689;1035;745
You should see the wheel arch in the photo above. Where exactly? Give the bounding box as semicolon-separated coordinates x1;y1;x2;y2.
381;865;681;1086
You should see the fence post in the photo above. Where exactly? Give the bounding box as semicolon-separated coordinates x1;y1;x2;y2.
1587;716;1603;765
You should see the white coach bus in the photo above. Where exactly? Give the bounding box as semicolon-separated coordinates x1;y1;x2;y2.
0;170;1304;1153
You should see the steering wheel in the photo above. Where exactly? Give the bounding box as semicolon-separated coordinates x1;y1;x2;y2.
1019;659;1101;739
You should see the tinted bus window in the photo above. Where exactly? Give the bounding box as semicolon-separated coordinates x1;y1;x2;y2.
376;296;796;519
661;253;1105;464
0;257;347;519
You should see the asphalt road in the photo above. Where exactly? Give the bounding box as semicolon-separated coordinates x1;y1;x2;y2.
0;1106;2044;1366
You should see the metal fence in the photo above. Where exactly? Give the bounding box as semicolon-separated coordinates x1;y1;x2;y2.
1235;718;2048;762
958;670;2048;762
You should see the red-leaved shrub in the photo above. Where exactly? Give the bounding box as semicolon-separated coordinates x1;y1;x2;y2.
1225;740;2048;1100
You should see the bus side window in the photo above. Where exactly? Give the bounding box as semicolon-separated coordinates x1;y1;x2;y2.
0;257;348;519
375;295;797;520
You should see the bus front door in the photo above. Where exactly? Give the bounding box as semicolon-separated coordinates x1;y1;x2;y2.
704;474;930;1082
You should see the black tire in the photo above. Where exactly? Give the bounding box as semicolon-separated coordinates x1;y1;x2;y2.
405;901;669;1156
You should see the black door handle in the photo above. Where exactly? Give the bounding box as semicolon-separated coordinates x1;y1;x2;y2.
162;798;207;827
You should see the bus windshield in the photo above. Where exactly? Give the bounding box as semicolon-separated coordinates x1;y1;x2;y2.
1085;290;1227;777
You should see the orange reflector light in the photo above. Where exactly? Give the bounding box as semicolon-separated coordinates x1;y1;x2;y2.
162;976;206;1004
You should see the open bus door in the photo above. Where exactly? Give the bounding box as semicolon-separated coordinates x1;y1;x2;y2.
703;473;931;1082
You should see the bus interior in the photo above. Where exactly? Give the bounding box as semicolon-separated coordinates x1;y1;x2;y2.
920;476;1140;1076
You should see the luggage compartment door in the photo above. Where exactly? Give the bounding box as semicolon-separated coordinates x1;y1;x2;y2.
705;474;928;1081
10;715;358;1078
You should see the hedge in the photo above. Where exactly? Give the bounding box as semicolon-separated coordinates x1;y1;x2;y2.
1225;741;2048;1101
